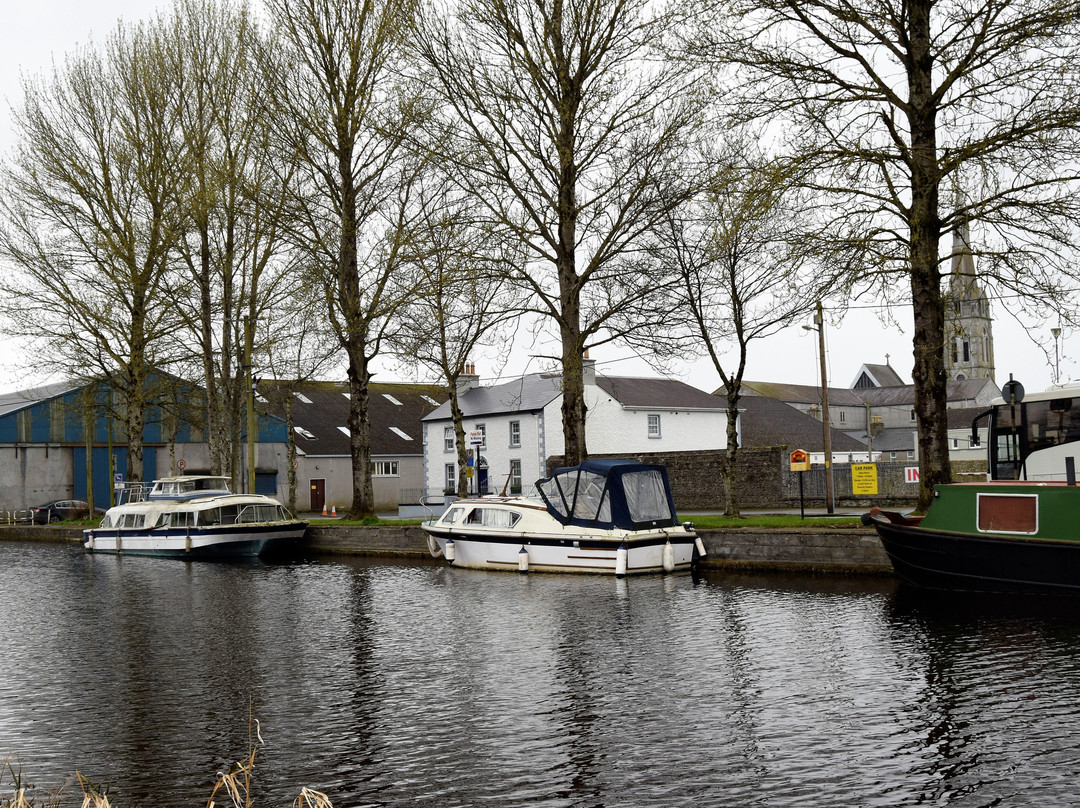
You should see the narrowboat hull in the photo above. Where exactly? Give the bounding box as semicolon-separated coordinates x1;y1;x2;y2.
424;528;700;574
83;522;308;560
871;517;1080;595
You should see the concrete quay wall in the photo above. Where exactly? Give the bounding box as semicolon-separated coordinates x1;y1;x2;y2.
300;525;893;575
1;524;895;575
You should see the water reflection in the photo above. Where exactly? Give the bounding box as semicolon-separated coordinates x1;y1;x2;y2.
3;542;1080;806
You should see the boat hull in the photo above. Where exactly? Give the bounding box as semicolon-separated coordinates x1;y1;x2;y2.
83;522;308;560
424;528;698;574
872;518;1080;596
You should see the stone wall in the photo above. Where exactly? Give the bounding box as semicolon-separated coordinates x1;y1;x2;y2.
1;523;896;576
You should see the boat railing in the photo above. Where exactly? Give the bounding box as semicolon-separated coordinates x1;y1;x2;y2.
114;482;149;505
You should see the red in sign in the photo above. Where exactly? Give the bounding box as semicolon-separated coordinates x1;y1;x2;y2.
905;467;920;483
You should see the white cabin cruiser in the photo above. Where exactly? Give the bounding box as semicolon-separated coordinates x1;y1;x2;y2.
83;475;307;559
422;459;704;575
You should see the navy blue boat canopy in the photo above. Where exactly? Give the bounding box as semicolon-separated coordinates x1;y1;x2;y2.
536;459;681;531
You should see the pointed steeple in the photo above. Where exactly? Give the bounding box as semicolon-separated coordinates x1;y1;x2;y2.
943;220;995;382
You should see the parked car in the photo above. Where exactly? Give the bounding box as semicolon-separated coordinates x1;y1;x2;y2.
28;500;104;524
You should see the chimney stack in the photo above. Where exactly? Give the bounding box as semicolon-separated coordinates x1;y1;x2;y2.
457;362;480;395
582;350;596;386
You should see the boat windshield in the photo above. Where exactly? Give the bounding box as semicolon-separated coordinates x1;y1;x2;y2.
622;470;674;523
464;508;522;528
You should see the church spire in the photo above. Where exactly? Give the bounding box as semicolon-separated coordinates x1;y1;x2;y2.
943;220;995;382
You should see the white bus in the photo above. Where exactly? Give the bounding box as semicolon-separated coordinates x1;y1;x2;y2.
978;381;1080;481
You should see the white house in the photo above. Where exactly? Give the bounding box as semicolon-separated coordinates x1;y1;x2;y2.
421;359;732;500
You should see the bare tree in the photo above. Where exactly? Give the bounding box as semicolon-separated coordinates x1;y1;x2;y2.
170;0;300;487
414;0;706;466
264;0;429;517
396;181;527;498
662;139;820;515
0;18;188;481
690;0;1080;508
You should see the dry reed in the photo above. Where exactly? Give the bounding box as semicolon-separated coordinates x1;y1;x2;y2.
2;718;333;808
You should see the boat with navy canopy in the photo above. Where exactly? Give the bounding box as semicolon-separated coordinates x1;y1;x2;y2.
422;459;704;575
83;474;307;559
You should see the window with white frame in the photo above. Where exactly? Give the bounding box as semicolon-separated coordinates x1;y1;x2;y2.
475;423;487;448
509;420;521;448
444;426;454;452
509;459;522;494
445;464;456;492
372;461;399;477
647;413;661;438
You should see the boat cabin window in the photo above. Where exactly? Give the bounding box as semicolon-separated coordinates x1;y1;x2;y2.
464;508;522;528
239;504;284;523
441;507;464;525
116;513;146;529
622;470;674;523
199;506;238;526
159;511;196;528
977;493;1038;534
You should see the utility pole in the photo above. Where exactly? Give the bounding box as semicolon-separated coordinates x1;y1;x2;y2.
244;315;256;495
804;301;834;513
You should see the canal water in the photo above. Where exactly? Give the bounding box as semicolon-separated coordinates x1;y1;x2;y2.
3;541;1080;807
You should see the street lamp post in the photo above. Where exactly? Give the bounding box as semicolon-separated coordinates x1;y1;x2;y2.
1052;327;1062;385
803;301;835;514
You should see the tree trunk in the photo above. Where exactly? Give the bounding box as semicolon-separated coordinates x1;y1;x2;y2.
907;0;951;511
722;387;741;517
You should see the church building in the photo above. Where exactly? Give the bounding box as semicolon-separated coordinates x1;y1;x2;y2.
943;223;995;381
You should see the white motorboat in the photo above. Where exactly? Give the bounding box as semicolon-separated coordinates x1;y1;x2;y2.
422;459;704;575
83;475;307;559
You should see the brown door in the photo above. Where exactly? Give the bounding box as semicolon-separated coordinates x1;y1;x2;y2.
310;479;325;513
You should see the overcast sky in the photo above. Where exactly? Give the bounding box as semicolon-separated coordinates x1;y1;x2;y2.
0;1;1065;397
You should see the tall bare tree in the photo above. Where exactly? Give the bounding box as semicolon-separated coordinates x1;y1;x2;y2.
0;18;188;481
661;139;820;515
414;0;706;466
397;181;527;498
691;0;1080;508
170;0;300;488
264;0;429;517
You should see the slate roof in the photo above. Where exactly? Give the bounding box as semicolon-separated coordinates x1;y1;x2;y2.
947;405;992;431
720;388;866;452
739;380;866;407
422;372;726;422
851;363;906;388
264;381;446;457
742;377;998;409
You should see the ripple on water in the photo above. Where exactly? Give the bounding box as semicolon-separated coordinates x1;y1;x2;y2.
4;547;1080;806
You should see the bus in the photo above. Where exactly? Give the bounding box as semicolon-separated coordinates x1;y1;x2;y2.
977;381;1080;481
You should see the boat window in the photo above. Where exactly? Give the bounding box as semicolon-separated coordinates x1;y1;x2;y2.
440;507;464;525
200;508;220;526
977;493;1038;534
460;508;522;528
622;470;673;523
219;505;239;524
538;476;570;518
571;471;608;521
239;504;282;523
119;513;145;529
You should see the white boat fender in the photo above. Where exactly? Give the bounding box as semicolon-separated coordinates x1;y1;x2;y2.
695;537;706;558
518;545;529;573
445;538;456;563
87;535;95;551
427;534;444;558
662;540;675;572
615;542;628;577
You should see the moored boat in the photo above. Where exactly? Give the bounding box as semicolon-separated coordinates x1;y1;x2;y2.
422;459;704;575
864;481;1080;595
83;475;307;559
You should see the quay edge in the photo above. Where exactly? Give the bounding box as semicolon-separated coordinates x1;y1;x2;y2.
1;524;893;575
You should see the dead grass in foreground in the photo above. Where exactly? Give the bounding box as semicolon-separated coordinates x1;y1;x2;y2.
2;720;333;808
